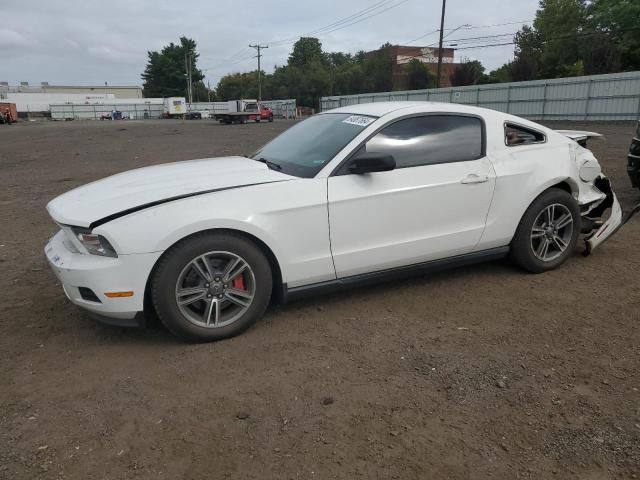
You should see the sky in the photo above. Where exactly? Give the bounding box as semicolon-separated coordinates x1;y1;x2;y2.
0;0;539;88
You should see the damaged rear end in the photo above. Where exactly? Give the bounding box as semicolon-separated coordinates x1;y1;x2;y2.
557;130;623;255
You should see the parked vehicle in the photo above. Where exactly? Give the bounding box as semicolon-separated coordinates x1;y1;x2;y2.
214;100;273;124
628;121;640;190
45;102;623;342
100;110;126;120
244;102;274;123
0;102;17;124
163;97;187;118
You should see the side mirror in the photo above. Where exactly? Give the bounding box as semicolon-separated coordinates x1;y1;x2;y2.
348;152;396;174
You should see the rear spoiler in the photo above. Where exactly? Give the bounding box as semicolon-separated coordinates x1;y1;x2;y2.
556;130;603;148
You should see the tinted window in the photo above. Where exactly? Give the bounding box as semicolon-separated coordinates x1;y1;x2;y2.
505;123;546;146
362;115;483;169
252;113;377;178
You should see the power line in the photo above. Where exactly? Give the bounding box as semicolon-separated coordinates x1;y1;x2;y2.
269;0;396;46
450;20;533;31
448;26;640;50
310;0;411;39
402;19;532;47
270;0;412;47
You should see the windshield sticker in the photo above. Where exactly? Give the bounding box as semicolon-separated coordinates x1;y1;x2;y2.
342;115;376;127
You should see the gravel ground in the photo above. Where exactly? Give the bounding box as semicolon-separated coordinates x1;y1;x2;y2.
1;118;639;479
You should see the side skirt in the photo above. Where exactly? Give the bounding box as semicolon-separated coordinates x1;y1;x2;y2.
283;246;510;303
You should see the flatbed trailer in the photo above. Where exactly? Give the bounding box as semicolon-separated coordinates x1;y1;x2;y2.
214;112;254;124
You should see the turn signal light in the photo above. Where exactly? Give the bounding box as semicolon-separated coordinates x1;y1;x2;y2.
104;291;134;298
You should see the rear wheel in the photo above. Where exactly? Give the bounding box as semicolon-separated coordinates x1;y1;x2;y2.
510;188;580;273
151;233;272;342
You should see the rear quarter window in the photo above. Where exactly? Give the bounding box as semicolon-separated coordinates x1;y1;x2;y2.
505;123;546;146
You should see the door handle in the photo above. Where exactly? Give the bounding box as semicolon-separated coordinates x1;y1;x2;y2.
461;174;489;184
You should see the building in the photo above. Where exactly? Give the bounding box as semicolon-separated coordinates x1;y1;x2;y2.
0;82;144;113
0;82;142;99
366;45;462;89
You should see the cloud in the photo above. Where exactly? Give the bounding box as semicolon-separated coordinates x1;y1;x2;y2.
87;45;140;65
0;0;539;86
0;28;34;48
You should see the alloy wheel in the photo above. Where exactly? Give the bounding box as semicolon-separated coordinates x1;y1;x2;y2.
175;251;256;328
530;204;574;262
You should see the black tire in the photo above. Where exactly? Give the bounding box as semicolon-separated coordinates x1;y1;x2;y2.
151;232;272;342
510;188;581;273
268;116;274;123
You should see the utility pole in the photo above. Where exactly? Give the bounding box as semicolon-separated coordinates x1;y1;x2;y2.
184;52;192;103
188;53;193;104
249;44;268;102
436;0;447;88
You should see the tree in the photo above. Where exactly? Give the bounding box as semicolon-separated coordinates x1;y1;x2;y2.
404;59;435;90
216;71;259;101
533;0;587;78
485;64;513;84
510;25;543;81
289;37;326;68
449;60;486;86
141;37;205;98
584;0;640;73
362;43;394;92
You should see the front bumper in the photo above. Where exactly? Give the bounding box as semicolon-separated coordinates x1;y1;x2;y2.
583;176;624;255
44;229;162;326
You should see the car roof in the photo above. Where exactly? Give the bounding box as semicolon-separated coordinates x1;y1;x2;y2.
322;101;499;118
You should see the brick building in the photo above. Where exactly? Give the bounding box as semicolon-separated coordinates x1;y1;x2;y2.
366;45;461;89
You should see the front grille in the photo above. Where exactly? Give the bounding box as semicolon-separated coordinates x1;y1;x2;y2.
78;287;101;303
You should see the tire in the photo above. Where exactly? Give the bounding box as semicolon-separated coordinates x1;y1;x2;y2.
268;116;274;123
151;232;273;342
510;188;581;273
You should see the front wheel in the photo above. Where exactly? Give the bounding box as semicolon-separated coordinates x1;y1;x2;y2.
510;188;581;273
151;233;273;342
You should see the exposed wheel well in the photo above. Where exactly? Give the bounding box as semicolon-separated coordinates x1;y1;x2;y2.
143;229;285;321
550;180;574;195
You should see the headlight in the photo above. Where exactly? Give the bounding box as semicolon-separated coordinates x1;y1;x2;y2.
71;227;118;257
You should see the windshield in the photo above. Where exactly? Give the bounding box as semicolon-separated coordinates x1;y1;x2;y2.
251;113;377;177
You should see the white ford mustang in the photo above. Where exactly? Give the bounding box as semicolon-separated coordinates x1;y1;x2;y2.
45;102;622;341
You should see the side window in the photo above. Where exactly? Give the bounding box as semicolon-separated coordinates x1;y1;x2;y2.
362;115;484;169
505;123;546;146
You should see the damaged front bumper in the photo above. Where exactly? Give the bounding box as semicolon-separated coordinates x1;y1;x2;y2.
582;176;624;255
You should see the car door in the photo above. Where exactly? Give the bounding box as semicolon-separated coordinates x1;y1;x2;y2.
327;114;496;278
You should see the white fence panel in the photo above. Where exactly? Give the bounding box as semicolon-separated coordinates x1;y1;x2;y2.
320;71;640;121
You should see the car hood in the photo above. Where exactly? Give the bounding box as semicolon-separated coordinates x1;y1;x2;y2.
47;156;294;228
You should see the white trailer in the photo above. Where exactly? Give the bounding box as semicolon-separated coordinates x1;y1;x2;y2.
163;97;187;118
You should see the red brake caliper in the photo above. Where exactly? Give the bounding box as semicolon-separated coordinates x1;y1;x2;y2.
232;275;245;290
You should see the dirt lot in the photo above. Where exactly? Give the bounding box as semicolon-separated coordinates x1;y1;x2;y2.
1;118;639;479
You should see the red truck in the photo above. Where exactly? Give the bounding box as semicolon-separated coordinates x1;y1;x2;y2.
215;100;274;124
0;102;17;125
